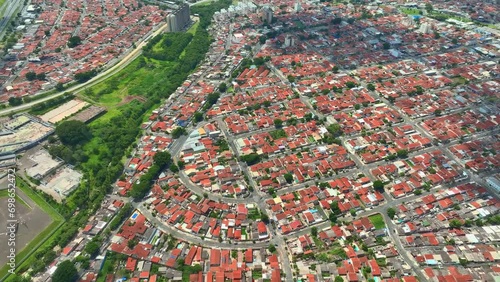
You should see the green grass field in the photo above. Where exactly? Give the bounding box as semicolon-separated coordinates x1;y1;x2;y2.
400;8;421;16
368;214;386;229
0;190;29;208
187;21;199;35
81;57;175;124
16;179;63;221
0;0;7;16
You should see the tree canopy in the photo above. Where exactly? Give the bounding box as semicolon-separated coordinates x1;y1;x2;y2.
26;71;37;81
8;97;23;106
331;17;342;25
283;173;293;184
74;70;97;83
274;118;283;128
241;153;261;165
52;260;78;282
218;82;227;93
387;207;396;219
373;180;385;192
84;241;100;258
55;120;92;146
153;151;171;169
330;201;342;215
67;36;82;48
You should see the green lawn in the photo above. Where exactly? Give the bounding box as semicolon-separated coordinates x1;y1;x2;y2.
187;21;199;35
252;269;263;279
248;209;261;220
452;76;468;85
293;20;305;29
193;0;216;6
81;57;176;124
179;22;200;59
16;178;63;221
400;8;421;16
368;214;386;229
0;190;29;208
0;0;7;16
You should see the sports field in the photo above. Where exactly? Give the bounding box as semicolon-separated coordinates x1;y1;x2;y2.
0;177;63;278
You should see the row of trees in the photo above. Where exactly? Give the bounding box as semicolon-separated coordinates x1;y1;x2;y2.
109;203;133;230
74;69;98;83
129;152;172;199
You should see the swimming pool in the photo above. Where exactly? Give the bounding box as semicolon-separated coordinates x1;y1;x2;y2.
130;211;139;220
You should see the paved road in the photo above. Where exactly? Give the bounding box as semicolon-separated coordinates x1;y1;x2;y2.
0;21;170;117
133;202;271;249
0;0;23;41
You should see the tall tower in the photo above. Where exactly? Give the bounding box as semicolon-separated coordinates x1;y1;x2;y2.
261;7;273;24
167;14;177;32
294;0;301;13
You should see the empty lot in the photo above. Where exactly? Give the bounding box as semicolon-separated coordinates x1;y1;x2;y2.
0;179;52;268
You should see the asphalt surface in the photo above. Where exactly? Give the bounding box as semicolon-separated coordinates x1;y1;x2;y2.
0;0;23;41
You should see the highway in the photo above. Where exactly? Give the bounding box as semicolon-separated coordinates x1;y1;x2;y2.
0;0;23;41
0;20;170;117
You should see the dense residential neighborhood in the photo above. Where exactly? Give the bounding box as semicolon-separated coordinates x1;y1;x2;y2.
0;0;499;282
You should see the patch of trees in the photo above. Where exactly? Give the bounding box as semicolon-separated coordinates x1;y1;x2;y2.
75;69;97;83
48;144;88;165
8;97;23;106
387;207;396;219
274;118;283;128
171;126;187;138
345;81;357;88
331;17;342;25
322;123;343;145
84;241;100;258
218;82;227;93
192;0;232;29
109;203;133;230
174;26;211;74
67;36;82;48
326;124;342;137
240;153;261;165
203;92;221;111
193;112;203;122
373;180;385;192
129;152;172;199
143;33;193;61
52;260;78;282
283;173;293;184
26;71;46;81
56;120;92;146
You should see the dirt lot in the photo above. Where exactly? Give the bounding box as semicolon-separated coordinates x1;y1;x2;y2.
118;95;147;106
0;178;52;267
